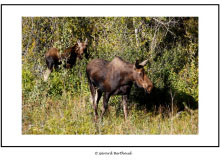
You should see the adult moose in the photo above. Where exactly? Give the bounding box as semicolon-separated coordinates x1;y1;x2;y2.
44;38;88;81
86;56;153;121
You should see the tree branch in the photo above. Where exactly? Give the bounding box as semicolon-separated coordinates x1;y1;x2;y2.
153;18;176;38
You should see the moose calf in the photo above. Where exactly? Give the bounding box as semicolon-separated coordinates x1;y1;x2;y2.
44;39;88;81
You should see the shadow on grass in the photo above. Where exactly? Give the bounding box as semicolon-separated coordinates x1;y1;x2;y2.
129;85;198;112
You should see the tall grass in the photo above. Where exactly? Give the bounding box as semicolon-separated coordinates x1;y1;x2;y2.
22;17;198;135
22;79;198;135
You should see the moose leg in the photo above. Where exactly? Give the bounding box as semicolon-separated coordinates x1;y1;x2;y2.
93;89;102;121
89;83;96;104
122;95;128;119
43;69;51;82
101;92;111;120
46;56;55;71
54;59;60;71
88;82;101;121
44;57;54;82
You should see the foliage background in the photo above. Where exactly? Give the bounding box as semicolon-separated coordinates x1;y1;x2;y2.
22;17;198;134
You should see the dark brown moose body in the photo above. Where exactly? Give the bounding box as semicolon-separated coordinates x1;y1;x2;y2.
44;39;88;81
86;56;153;120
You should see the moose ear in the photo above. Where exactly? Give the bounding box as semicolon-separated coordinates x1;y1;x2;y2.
135;60;142;69
135;59;148;69
85;38;88;44
139;59;148;67
77;40;81;45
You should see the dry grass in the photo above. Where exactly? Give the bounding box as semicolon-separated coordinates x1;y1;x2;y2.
22;93;198;135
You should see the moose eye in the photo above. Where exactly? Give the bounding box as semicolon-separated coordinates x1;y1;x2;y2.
139;72;144;78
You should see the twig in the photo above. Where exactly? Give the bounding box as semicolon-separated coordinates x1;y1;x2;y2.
153;18;176;38
184;105;194;114
171;111;183;121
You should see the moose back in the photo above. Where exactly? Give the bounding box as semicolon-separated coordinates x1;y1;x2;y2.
86;56;153;121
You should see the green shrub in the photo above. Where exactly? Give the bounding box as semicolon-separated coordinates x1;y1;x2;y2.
22;17;198;134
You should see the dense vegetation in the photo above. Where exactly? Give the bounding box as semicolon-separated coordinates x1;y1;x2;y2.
22;17;198;134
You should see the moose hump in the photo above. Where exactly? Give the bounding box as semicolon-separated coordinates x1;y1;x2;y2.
86;56;153;121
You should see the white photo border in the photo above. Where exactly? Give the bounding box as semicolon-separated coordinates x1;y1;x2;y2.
1;4;219;147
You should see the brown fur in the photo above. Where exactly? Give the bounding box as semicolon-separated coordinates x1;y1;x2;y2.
86;56;153;121
60;40;88;68
45;47;61;72
45;47;60;61
44;39;88;81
